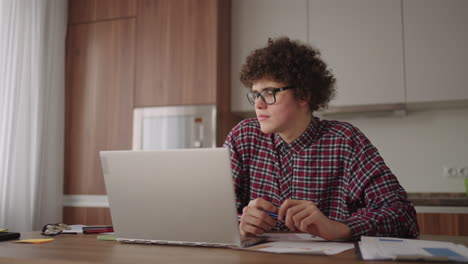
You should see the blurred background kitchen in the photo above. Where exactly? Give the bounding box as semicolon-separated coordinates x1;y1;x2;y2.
0;0;467;235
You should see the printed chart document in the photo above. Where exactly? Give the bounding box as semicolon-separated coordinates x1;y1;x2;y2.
246;233;354;255
359;236;468;262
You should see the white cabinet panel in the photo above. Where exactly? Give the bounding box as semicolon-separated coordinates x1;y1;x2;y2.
403;0;468;103
231;0;308;112
308;0;405;107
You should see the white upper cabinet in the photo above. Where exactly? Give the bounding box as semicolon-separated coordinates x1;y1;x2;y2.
231;0;308;112
308;0;405;107
403;0;468;103
231;0;467;114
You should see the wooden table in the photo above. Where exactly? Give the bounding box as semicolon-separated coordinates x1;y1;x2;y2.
0;232;467;264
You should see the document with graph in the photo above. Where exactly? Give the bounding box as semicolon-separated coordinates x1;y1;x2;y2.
358;236;468;262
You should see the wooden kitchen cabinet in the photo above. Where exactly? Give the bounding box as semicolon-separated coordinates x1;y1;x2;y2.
63;207;112;226
64;18;135;225
403;0;468;103
134;0;238;144
66;0;234;197
65;18;135;195
65;0;238;225
68;0;137;24
417;213;468;236
135;0;218;107
230;0;308;112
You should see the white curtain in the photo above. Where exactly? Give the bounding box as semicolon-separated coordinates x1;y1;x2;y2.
0;0;67;232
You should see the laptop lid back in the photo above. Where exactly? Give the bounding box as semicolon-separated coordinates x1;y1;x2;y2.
100;148;242;247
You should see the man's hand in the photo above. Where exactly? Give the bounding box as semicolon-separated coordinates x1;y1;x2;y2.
278;199;352;241
240;198;278;236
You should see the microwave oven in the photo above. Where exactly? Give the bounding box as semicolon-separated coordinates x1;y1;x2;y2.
132;105;216;150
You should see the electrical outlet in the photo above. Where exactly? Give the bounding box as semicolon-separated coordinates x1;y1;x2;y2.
460;167;468;177
443;166;468;178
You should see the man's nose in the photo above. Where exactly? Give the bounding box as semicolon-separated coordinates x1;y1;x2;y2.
255;96;266;109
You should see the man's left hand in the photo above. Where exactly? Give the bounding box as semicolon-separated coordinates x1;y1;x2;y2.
278;199;352;241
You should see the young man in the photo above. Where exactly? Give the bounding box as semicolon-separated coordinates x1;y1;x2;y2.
224;37;419;241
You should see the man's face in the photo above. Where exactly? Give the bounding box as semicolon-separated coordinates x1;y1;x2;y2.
252;78;308;135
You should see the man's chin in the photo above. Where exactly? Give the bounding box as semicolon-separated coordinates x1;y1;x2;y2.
259;124;275;135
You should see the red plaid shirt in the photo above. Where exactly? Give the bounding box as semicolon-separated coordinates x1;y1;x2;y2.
224;117;419;240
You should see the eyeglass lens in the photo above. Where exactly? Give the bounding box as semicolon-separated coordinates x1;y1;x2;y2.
247;90;276;106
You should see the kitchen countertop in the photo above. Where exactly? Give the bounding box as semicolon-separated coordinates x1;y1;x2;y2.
407;192;468;207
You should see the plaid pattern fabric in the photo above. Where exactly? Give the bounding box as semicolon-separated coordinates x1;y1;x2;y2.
224;117;419;240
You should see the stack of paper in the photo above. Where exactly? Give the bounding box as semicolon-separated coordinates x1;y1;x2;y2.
247;233;354;255
359;236;468;262
61;225;86;234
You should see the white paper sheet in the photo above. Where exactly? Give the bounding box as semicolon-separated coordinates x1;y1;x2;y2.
359;236;468;262
258;232;325;241
249;241;354;255
62;224;86;234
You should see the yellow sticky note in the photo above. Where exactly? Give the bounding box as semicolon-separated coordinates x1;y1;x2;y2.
0;228;8;232
15;238;55;244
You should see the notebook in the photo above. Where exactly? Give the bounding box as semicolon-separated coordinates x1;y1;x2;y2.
100;148;265;248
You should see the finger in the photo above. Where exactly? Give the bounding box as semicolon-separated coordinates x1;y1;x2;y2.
240;222;265;235
282;204;304;231
280;200;318;220
278;199;300;221
249;198;278;214
293;202;321;230
243;207;276;227
240;222;265;236
292;208;316;233
242;214;274;232
298;213;320;234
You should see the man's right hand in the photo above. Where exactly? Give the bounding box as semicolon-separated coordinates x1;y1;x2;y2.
239;198;278;236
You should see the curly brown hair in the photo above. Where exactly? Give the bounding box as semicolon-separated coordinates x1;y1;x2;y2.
240;37;336;112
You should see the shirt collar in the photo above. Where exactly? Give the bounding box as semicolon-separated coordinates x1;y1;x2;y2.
274;117;319;152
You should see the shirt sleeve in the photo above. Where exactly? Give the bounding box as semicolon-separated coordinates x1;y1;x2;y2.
223;124;250;214
341;128;420;241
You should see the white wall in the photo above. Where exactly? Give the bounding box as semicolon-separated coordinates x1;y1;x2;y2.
329;107;468;193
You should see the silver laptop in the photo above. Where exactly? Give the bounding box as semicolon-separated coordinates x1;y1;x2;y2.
100;148;264;248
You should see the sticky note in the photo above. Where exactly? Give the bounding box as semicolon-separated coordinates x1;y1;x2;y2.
97;234;116;241
15;238;55;244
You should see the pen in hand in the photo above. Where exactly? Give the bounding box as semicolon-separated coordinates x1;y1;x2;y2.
263;210;280;220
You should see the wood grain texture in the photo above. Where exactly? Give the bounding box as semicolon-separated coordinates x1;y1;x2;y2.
417;213;468;236
63;207;112;225
65;19;135;195
68;0;137;24
135;0;218;106
215;0;242;146
1;232;467;264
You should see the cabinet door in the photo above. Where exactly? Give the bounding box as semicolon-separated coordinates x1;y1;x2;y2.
134;0;218;107
231;0;308;112
308;0;405;107
65;19;135;195
68;0;136;24
404;0;468;103
417;213;468;236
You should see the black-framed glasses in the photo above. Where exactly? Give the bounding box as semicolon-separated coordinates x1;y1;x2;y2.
246;86;294;106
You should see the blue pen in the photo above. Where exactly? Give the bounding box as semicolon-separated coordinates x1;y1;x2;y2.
263;210;279;219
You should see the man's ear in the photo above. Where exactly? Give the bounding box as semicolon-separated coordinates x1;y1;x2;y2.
299;96;310;107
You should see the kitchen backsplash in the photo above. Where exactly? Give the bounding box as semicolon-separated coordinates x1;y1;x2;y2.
328;106;468;193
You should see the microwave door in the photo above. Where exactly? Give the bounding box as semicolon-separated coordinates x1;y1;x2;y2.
142;116;196;150
133;105;216;150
